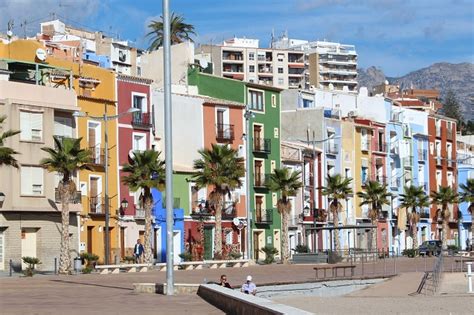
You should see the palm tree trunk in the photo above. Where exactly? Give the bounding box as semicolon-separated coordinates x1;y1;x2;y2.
412;208;418;250
214;194;223;258
332;200;340;252
281;207;290;264
442;205;448;250
58;183;71;274
371;218;377;252
144;196;153;263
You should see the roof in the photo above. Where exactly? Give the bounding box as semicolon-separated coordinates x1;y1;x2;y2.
281;140;323;152
117;73;153;85
172;92;246;107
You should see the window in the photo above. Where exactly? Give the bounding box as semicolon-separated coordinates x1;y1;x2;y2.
447;172;453;188
278;78;284;85
54;116;73;138
278;67;283;74
248;90;264;111
20;111;43;142
249;65;255;73
302;99;313;108
133;94;147;112
271;95;276;108
21;166;44;195
436;171;442;191
249;53;255;61
361;166;368;184
133;134;147;152
225;230;233;245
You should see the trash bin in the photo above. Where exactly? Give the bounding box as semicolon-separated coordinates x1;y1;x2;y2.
74;257;82;273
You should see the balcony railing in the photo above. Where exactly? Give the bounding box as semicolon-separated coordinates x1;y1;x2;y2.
418;150;427;161
253;138;271;153
254;173;267;188
131;112;152;129
135;208;145;219
89;196;105;214
447;158;455;168
55;189;82;204
222;205;237;220
255;208;273;224
374;175;388;185
403;157;412;168
162;197;181;209
89;146;106;166
436;157;442;166
216;124;235;142
390;177;401;189
374;142;387;153
326;143;338;155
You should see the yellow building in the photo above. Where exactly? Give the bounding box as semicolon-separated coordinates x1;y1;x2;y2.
0;40;119;263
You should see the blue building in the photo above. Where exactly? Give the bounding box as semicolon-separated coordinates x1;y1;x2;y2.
151;189;185;263
457;136;473;250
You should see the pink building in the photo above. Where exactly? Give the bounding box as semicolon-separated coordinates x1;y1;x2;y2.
116;74;153;258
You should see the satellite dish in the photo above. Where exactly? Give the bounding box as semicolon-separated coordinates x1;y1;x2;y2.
232;218;240;226
6;30;13;38
36;48;47;61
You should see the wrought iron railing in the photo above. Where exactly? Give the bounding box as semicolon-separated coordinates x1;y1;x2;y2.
253;138;271;153
255;208;273;224
325;143;338;155
55;189;82;204
216;124;235;142
89;196;105;214
89;146;106;166
131;111;152;129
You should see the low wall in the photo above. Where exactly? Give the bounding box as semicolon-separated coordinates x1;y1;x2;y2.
197;284;313;315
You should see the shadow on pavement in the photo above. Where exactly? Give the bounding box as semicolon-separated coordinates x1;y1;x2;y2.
50;279;133;291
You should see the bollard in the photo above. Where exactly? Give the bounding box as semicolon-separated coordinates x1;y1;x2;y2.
362;254;365;276
54;258;57;275
9;259;12;277
466;262;473;294
424;254;427;272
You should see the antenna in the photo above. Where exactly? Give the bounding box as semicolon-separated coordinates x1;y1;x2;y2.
7;20;14;39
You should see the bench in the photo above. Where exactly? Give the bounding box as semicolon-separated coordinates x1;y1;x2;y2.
314;264;355;279
204;259;250;269
95;263;151;275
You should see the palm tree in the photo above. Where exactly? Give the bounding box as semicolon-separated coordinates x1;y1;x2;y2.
357;181;391;251
267;168;303;264
399;185;430;250
192;144;244;258
0;115;20;168
40;137;92;273
321;174;353;251
122;150;165;263
431;186;459;250
146;12;196;51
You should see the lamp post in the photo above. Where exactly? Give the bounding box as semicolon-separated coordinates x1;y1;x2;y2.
120;198;129;216
244;107;255;260
73;107;139;265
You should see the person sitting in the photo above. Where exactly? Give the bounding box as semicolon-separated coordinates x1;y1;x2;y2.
219;274;232;288
241;275;256;295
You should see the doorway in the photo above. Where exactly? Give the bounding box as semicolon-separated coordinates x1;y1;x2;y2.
87;227;93;254
204;226;214;260
173;231;181;263
253;230;265;261
273;230;281;259
21;228;37;269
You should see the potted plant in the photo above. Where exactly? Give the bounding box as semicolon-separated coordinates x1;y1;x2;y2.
22;256;41;277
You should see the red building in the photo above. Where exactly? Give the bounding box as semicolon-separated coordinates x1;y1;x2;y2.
428;114;457;242
116;74;153;258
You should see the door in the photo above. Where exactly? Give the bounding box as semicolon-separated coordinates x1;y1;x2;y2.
89;177;101;213
120;227;125;259
155;228;162;262
253;231;260;261
173;231;181;263
88;122;100;163
87;227;93;254
253;125;262;150
21;228;37;269
204;227;213;260
273;230;281;259
0;230;4;270
254;160;263;186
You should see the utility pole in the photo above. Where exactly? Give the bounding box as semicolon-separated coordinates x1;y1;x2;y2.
162;0;174;296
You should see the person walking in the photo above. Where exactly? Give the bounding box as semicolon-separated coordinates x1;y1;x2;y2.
241;275;257;295
133;239;144;263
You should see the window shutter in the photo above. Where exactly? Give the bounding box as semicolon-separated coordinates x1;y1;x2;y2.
31;167;44;195
54;117;72;137
21;167;32;195
20;112;32;141
30;112;43;141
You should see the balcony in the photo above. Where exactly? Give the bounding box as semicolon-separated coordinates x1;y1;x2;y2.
89;146;106;166
135;208;146;220
325;143;338;155
361;139;371;152
436;157;442;166
216;124;235;142
131;112;152;129
89;196;105;215
374;143;387;154
55;189;82;204
253;138;271;154
254;173;267;188
418;150;427;162
222;202;237;220
255;208;273;224
390;177;401;189
374;175;388;185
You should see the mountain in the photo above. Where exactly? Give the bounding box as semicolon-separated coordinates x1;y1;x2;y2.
358;62;474;122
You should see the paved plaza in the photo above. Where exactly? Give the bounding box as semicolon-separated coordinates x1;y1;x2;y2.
0;257;472;314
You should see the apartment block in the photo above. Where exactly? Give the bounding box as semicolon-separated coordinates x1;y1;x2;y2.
197;37;306;90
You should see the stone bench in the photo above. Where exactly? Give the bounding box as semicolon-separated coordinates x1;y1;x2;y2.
204;259;250;269
95;263;151;275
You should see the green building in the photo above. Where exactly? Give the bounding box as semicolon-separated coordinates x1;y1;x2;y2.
188;68;282;261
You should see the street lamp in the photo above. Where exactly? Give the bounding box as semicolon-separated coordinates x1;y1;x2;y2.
244;107;255;260
73;107;139;265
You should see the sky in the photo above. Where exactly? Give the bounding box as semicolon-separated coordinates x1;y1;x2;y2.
0;0;473;76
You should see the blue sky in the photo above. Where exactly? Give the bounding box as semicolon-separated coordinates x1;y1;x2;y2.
1;0;473;76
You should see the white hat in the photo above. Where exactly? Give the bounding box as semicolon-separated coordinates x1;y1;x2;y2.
246;275;252;281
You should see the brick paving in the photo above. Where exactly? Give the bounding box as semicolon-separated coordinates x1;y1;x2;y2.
0;256;466;314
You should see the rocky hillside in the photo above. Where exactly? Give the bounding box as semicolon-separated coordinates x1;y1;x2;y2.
358;62;474;121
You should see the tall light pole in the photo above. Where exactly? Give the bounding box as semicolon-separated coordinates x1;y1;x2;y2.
244;108;255;260
162;0;174;296
73;107;139;265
